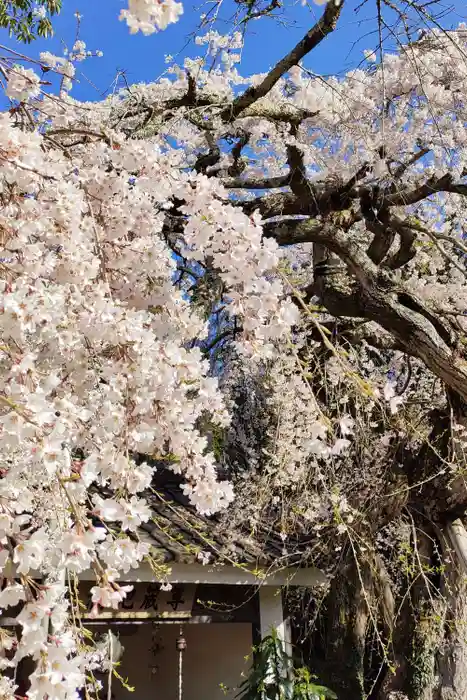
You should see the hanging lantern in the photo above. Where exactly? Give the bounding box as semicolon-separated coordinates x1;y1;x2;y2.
176;632;187;653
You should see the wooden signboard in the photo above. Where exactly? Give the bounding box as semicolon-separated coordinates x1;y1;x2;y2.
79;582;196;620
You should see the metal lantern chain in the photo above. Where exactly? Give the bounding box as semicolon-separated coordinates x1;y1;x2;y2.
176;625;187;700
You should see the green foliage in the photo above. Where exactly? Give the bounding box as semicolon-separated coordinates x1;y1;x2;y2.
210;423;226;461
0;0;61;42
292;667;337;700
237;631;336;700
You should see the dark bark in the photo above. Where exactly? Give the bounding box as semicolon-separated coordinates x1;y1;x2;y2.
271;220;467;407
432;530;467;700
221;0;344;121
312;559;370;698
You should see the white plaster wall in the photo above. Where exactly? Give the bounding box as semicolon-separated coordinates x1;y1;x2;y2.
111;623;252;700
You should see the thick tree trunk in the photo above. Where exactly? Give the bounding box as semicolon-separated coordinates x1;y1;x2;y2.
432;527;467;700
307;556;378;699
376;599;413;700
375;529;435;700
372;529;467;700
431;406;467;699
301;544;467;700
296;396;467;700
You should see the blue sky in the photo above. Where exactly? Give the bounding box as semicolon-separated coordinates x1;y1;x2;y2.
0;0;466;102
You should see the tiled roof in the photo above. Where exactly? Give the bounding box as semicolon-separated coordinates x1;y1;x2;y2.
140;469;319;569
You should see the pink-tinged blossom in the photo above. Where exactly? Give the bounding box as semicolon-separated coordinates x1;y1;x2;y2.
120;0;183;33
0;12;465;698
5;66;41;102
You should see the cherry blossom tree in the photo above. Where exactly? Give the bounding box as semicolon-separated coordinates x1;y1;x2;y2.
1;1;467;699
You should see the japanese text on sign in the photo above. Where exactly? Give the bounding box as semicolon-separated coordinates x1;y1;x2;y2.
80;582;195;619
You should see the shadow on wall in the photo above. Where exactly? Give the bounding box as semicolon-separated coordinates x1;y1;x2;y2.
105;622;253;700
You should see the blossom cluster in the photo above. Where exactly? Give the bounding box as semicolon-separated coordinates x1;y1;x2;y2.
181;176;300;357
0;43;302;695
5;66;41;102
119;0;183;34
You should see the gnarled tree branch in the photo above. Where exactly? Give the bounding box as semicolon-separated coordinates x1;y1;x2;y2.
221;0;344;121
